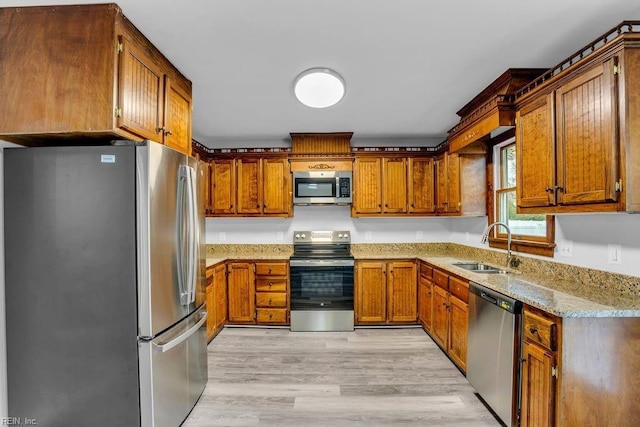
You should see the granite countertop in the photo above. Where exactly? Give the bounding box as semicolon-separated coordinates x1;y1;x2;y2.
206;244;640;318
351;248;640;318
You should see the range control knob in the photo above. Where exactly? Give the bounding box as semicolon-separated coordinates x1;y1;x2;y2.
295;234;300;239
301;234;306;238
338;233;343;238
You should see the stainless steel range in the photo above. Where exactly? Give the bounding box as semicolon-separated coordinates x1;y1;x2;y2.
289;230;355;332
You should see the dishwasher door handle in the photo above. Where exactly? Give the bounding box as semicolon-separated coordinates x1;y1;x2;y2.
480;291;498;305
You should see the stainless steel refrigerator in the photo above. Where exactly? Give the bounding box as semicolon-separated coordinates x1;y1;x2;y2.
4;140;208;427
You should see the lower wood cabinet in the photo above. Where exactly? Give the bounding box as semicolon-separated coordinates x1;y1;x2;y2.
355;260;417;325
418;262;434;331
423;265;468;372
205;262;228;342
227;260;289;325
227;262;256;324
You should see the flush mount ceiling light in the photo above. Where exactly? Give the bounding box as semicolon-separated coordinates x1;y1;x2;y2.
294;68;345;108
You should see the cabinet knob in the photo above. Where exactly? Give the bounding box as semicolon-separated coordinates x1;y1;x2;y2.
268;268;272;274
268;282;273;287
157;126;167;133
545;187;554;193
529;327;538;334
164;129;173;136
264;204;267;208
269;313;273;319
269;299;272;305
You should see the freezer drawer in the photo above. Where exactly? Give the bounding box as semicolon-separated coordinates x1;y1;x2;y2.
139;305;208;427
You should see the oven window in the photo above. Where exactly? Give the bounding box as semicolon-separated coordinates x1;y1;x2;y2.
290;266;354;310
295;178;336;198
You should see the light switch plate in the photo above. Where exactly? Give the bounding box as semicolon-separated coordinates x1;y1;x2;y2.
608;244;622;265
559;240;573;258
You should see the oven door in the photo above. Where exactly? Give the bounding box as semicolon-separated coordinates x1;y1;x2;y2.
289;259;354;310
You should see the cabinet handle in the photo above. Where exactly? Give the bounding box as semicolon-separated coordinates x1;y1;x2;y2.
545;187;554;193
529;327;538;334
268;282;273;287
385;204;389;208
157;126;167;133
554;185;564;192
378;204;381;208
268;268;272;274
269;299;272;305
256;204;260;208
164;129;173;136
269;313;273;319
264;204;267;208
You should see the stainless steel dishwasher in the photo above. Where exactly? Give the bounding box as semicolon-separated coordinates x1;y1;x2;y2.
467;282;522;427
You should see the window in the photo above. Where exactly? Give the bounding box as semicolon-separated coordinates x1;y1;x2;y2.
490;139;555;257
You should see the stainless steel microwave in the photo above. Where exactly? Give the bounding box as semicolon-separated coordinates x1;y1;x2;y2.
292;171;352;205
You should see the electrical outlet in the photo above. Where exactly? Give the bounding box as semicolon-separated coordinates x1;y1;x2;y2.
608;244;622;265
365;231;372;241
416;230;423;240
276;231;283;241
219;231;226;241
559;240;573;258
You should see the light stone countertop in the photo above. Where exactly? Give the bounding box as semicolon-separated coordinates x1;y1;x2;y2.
206;244;640;318
351;248;640;318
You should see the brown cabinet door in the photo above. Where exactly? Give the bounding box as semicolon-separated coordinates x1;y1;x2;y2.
517;94;556;208
211;159;235;214
382;158;407;213
555;59;619;205
227;262;255;323
446;153;461;214
387;261;417;323
205;271;215;341
262;158;291;215
199;160;212;216
236;158;262;214
448;295;468;371
418;276;433;331
117;36;163;142
434;155;448;213
213;263;227;331
408;157;435;214
520;340;556;427
355;261;387;323
163;76;192;155
353;157;382;214
432;285;449;349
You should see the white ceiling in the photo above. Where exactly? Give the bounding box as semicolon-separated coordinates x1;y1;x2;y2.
2;0;640;148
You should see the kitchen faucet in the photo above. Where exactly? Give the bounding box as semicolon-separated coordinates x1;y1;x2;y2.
481;221;519;268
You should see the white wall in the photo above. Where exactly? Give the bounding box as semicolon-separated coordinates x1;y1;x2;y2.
447;214;640;277
205;205;452;244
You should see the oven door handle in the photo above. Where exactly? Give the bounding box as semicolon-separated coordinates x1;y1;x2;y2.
290;259;355;267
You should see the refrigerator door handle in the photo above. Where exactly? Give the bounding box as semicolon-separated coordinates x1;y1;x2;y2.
152;310;208;353
177;166;191;305
186;165;199;304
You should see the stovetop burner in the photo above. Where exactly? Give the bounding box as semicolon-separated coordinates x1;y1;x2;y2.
291;230;353;260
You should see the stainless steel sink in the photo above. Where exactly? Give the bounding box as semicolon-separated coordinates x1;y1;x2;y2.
452;262;508;274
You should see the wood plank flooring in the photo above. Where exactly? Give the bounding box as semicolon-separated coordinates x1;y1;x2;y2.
183;327;500;426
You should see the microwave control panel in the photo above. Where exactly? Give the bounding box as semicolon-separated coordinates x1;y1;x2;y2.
338;177;351;197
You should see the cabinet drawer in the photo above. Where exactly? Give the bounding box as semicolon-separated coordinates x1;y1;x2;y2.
256;292;287;308
256;308;287;323
449;276;468;304
433;269;449;290
420;264;433;279
256;278;287;292
255;262;288;276
523;309;558;351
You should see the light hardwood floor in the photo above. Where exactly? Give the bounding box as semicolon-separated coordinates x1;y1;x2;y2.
183;327;500;426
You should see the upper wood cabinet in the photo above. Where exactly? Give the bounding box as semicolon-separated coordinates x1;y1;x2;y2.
355;260;417;325
210;156;291;217
198;159;212;216
352;157;383;214
434;151;485;217
211;159;236;215
434;152;460;214
515;27;640;213
408;157;435;214
382;157;408;214
0;4;192;155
